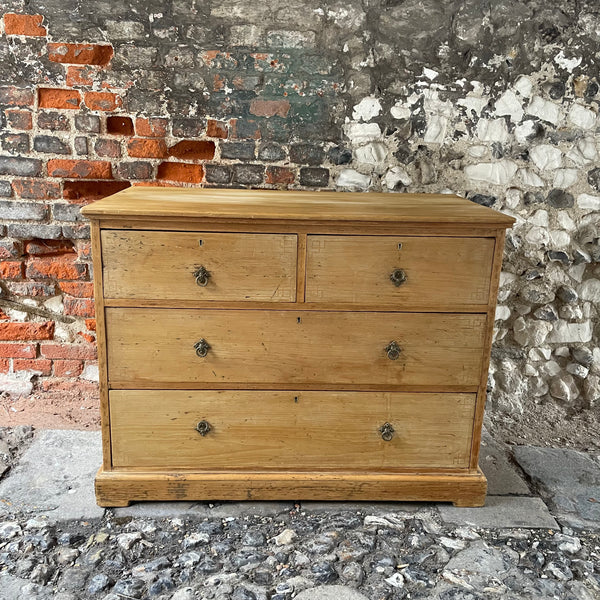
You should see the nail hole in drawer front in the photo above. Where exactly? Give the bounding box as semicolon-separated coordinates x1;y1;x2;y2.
109;390;476;470
101;230;298;302
305;235;495;305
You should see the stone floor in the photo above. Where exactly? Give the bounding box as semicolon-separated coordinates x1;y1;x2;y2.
0;429;598;599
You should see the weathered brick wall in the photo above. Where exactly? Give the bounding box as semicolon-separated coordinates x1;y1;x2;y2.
0;1;599;415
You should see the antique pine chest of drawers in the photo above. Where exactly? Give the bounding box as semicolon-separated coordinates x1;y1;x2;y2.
82;188;514;507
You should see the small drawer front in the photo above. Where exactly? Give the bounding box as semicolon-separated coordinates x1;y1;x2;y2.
106;308;486;386
101;230;297;302
110;390;476;470
305;235;495;305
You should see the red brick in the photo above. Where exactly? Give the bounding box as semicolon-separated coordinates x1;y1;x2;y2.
38;88;81;110
13;358;52;375
59;282;94;297
53;359;84;377
168;140;215;160
25;239;75;256
3;14;46;37
64;297;95;317
250;99;290;118
0;86;34;107
26;256;87;280
85;318;96;331
0;359;9;373
63;180;130;204
0;322;54;341
157;162;203;184
0;261;24;279
84;91;122;111
0;309;9;320
48;159;111;179
12;179;61;199
5;109;33;130
41;379;98;393
40;342;96;360
5;282;56;297
266;166;295;185
0;343;36;358
206;119;228;138
127;138;167;158
106;116;134;135
47;43;113;66
79;331;95;343
66;66;96;87
95;138;121;158
135;117;168;137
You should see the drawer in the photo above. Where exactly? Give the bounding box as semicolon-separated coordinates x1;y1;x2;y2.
110;390;476;470
106;308;486;386
101;230;297;302
305;235;495;305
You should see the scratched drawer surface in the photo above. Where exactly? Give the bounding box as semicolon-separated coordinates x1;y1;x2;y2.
101;230;297;302
305;235;495;306
106;308;487;387
110;390;476;470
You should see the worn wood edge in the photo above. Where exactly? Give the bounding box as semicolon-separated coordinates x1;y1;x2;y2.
296;233;307;302
469;230;507;470
95;467;487;507
91;222;112;471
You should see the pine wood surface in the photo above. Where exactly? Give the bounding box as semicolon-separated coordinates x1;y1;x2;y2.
110;390;476;470
102;230;297;302
81;188;515;225
105;308;487;387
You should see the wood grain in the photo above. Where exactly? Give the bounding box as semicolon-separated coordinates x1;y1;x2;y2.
81;188;515;225
105;308;487;387
95;467;488;507
306;235;494;305
110;390;476;470
102;230;297;302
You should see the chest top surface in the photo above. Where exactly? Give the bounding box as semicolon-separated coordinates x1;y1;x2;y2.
81;188;515;227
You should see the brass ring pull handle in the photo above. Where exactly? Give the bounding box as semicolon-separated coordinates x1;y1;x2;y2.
379;422;395;442
385;341;401;360
196;420;212;436
390;268;407;287
194;338;210;358
193;266;210;287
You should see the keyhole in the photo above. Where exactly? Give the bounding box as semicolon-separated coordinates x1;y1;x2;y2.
297;317;301;324
294;396;298;403
198;240;203;246
397;242;402;250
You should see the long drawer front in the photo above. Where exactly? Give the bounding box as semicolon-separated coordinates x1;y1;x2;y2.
106;309;487;387
110;390;476;470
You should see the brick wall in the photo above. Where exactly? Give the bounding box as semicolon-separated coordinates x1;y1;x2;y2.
0;2;599;414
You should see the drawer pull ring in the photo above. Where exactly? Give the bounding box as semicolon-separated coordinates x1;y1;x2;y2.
385;341;402;360
379;422;395;442
390;268;407;287
194;338;211;357
193;265;211;287
196;420;212;436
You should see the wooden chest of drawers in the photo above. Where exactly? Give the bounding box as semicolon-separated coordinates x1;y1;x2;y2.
82;188;514;507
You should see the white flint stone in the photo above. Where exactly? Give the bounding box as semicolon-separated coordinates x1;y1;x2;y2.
499;272;517;287
527;96;561;125
568;264;587;283
549;230;570;248
550;375;579;402
81;364;99;382
566;137;597;166
513;76;533;97
530;144;562;170
529;209;549;227
524;364;538;376
559;305;583;320
465;160;517;185
513;317;552;347
519;169;544;187
476;118;509;142
495;305;511;320
390;101;411;120
568;104;597;129
0;373;34;397
504;188;521;209
457;95;488;115
547;320;593;343
344;122;381;145
540;360;562;377
467;145;487;158
554;346;570;358
567;363;589;378
423;67;439;80
554;50;582;72
577;194;600;211
529;347;552;361
525;226;549;246
384;166;412;189
336;169;371;190
354;142;387;166
578;279;600;302
514;120;538;144
424;115;448;144
530;376;549;397
494;89;523;122
553;168;578;188
274;529;297;545
352;96;382;122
